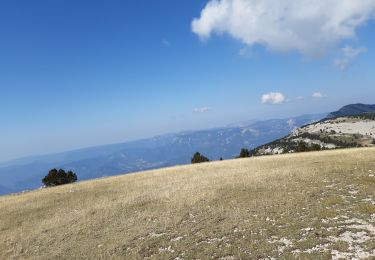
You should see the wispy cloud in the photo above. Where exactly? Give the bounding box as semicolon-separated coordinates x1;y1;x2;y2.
334;46;367;70
162;38;170;46
261;92;286;105
287;119;296;129
193;107;211;113
312;92;324;98
238;46;253;58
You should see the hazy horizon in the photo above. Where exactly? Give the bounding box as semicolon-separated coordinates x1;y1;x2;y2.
1;0;375;162
0;110;332;164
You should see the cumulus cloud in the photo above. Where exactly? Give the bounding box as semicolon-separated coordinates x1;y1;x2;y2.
334;46;367;70
192;0;375;56
193;107;211;113
312;92;323;98
261;92;286;105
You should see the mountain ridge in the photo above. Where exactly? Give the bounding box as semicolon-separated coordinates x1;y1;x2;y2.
0;113;326;195
3;104;375;196
327;103;375;119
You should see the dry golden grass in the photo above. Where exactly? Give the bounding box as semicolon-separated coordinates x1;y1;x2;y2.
1;148;375;259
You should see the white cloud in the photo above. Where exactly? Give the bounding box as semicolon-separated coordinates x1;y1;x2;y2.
192;0;375;56
312;92;323;98
334;46;367;70
193;107;211;113
261;92;286;105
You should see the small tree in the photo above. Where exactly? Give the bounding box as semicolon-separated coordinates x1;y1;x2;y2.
296;141;308;152
191;152;209;164
310;143;321;151
238;148;251;158
42;169;77;187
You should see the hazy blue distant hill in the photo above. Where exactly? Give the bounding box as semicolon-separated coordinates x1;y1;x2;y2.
0;185;12;195
327;103;375;118
0;113;326;195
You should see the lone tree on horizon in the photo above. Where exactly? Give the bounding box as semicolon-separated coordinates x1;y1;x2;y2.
191;152;209;164
42;169;77;187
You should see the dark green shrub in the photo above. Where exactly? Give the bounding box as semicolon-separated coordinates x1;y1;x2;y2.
296;141;306;152
296;141;321;152
310;143;322;151
42;169;77;187
238;148;251;158
191;152;209;164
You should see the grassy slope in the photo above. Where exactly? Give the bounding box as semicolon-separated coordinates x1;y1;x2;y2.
0;148;375;259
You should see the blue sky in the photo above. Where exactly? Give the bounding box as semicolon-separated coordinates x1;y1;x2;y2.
1;0;375;162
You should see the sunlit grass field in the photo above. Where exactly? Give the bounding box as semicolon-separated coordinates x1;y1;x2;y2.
1;148;374;259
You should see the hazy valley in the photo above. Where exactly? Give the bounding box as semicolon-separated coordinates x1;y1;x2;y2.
0;113;325;195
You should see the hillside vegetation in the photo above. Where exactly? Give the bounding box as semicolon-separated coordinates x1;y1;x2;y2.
328;104;375;119
1;148;375;259
256;115;375;155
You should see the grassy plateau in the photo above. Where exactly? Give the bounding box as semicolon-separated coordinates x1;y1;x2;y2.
0;148;375;259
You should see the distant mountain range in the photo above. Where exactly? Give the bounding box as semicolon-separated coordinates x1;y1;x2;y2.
0;113;326;195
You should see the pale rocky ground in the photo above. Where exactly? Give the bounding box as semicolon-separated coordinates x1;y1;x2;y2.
294;118;375;138
261;117;375;155
0;148;374;259
292;138;337;149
